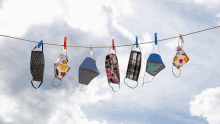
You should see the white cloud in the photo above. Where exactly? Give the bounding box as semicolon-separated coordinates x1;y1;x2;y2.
0;0;135;38
164;38;178;50
0;0;63;36
189;87;220;124
190;0;220;8
48;96;108;124
0;94;19;123
194;0;220;5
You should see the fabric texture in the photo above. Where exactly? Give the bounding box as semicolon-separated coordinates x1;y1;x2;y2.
30;51;45;82
105;54;120;84
146;53;165;76
125;51;142;81
79;57;100;85
173;46;189;69
54;54;71;80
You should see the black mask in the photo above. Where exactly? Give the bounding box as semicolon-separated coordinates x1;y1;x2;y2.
30;43;45;89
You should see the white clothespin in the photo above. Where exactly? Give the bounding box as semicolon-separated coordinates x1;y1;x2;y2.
179;34;184;45
90;44;93;56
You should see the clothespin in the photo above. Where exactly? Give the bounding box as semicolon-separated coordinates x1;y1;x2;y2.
179;34;184;45
136;36;138;48
112;39;115;50
155;33;157;45
38;40;43;48
64;36;67;49
90;44;93;56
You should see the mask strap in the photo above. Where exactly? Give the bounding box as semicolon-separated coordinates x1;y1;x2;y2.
77;82;88;91
131;44;141;52
60;45;67;56
124;78;138;89
178;36;180;47
52;77;62;87
152;35;161;55
108;82;120;92
31;80;43;89
108;46;117;55
142;72;155;86
32;42;43;51
172;65;181;78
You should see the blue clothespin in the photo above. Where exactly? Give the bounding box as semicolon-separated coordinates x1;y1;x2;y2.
155;33;157;45
38;40;43;48
136;36;138;48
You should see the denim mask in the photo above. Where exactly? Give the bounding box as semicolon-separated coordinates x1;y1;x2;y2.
78;57;100;91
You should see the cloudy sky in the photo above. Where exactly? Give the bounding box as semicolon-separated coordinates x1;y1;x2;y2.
0;0;220;124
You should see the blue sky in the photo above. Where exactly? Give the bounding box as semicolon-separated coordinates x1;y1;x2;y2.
0;0;220;124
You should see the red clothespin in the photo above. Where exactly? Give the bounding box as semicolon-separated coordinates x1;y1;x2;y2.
64;36;67;49
112;39;115;50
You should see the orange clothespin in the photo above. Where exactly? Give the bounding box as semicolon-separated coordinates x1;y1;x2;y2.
64;36;67;49
112;39;115;50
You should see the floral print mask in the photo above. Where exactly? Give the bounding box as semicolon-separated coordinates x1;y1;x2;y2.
105;53;120;92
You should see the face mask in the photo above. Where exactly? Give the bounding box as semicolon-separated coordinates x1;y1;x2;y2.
143;34;165;86
30;43;45;89
105;46;120;92
78;57;100;91
124;44;142;89
143;53;165;85
52;47;71;87
172;35;189;77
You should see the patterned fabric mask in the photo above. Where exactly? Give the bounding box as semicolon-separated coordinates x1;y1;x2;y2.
52;47;71;87
78;57;100;91
172;46;189;77
30;43;45;89
172;34;189;77
105;47;120;92
124;44;141;89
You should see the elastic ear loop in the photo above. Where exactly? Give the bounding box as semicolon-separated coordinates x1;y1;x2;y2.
108;82;120;92
124;78;138;89
60;44;67;56
124;44;141;89
152;39;161;55
31;80;43;89
31;43;44;89
77;81;88;91
108;46;116;54
172;65;181;78
142;72;155;86
52;77;62;87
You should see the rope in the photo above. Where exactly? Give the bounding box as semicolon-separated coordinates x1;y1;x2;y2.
0;25;219;48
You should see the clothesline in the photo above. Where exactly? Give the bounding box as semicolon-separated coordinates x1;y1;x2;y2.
0;25;220;48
